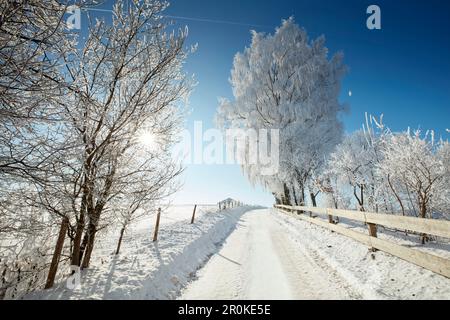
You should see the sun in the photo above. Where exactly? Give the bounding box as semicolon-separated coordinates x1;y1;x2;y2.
138;132;160;151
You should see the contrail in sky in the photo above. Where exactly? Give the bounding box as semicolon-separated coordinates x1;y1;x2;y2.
81;8;270;29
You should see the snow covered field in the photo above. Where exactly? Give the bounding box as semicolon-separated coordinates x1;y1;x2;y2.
130;204;219;232
181;209;450;300
26;206;254;300
22;206;450;300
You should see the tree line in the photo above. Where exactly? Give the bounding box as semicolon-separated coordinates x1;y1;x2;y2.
0;0;192;299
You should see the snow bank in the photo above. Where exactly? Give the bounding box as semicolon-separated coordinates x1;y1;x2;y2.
26;206;255;300
272;209;450;300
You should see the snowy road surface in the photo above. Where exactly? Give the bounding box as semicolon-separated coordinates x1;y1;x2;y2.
180;209;360;300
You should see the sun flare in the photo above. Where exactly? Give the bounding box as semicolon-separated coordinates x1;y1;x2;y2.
138;132;160;151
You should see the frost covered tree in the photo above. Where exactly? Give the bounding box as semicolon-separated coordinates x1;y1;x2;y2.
216;18;346;205
434;141;450;217
324;114;450;243
111;140;183;255
0;0;73;119
378;131;449;222
54;0;192;272
327;130;373;211
0;0;192;294
326;115;395;213
0;1;90;179
0;0;82;296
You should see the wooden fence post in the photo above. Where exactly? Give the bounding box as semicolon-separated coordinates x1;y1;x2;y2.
367;217;378;252
368;223;378;238
327;208;334;224
153;208;161;242
191;204;197;224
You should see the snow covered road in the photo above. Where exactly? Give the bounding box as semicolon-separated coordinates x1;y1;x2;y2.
180;209;360;300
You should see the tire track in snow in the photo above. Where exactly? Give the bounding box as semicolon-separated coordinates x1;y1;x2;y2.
271;218;361;299
180;209;359;300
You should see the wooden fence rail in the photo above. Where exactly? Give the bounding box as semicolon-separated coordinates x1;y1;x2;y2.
275;205;450;278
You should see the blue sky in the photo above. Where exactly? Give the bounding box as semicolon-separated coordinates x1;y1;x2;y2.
84;0;450;206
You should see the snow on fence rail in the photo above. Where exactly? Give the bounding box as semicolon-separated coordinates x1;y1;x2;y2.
275;205;450;278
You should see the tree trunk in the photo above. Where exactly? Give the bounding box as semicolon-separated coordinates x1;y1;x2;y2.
419;199;428;244
292;186;299;206
354;185;365;211
70;211;85;266
298;184;305;214
81;222;97;269
310;193;317;207
282;183;291;205
387;175;405;216
115;227;125;255
273;193;281;205
45;217;69;289
294;169;306;204
310;192;317;217
81;234;95;269
331;196;339;224
299;184;305;205
78;229;90;267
